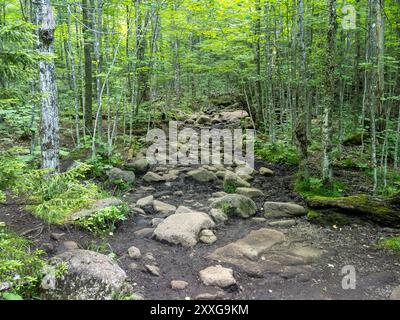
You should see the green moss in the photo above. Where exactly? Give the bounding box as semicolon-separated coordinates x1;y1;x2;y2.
307;210;321;221
378;237;400;252
307;210;352;226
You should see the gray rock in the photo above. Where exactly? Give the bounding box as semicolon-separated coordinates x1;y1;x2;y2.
143;172;165;183
42;250;131;300
259;167;274;176
131;158;151;174
134;228;155;239
208;228;325;277
50;233;65;241
211;194;257;218
264;202;307;218
108;168;135;184
209;208;228;224
268;219;297;228
128;246;141;259
223;171;251;189
188;167;218;183
145;264;160;277
153;200;177;215
153;212;215;247
236;187;264;199
199;266;236;288
171;280;189;291
199;229;217;244
63;241;79;251
197;115;212;125
195;291;225;300
136;195;154;208
212;192;228;198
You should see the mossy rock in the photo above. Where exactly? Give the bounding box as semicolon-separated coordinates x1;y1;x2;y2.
306;195;400;226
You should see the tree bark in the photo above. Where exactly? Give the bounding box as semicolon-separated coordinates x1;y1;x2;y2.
36;0;60;171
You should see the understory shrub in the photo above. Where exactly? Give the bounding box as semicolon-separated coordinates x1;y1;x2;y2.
255;141;299;165
0;225;46;300
378;236;400;252
295;176;345;198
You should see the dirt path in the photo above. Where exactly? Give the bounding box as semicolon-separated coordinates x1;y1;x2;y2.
1;109;400;300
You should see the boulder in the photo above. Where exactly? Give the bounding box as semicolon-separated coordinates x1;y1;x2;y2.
153;200;177;215
208;228;325;277
126;158;151;174
41;250;131;300
223;171;250;190
108;168;135;184
153;212;215;247
264;202;307;218
199;266;237;288
143;172;165;183
188;167;218;183
136;195;154;208
211;194;257;218
236;187;264;199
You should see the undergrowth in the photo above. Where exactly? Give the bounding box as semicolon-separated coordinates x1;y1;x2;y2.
295;176;346;198
255;140;299;166
378;236;400;252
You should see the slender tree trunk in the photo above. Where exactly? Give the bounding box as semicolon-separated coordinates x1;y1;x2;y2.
36;0;60;171
322;0;337;185
82;0;93;136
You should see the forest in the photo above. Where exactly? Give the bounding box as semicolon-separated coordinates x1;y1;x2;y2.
0;0;400;301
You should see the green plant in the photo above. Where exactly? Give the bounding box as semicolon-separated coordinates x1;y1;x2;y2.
0;191;5;203
295;176;345;198
0;228;46;299
0;149;26;190
15;163;105;224
255;141;299;166
76;205;129;236
223;180;237;194
378;236;400;252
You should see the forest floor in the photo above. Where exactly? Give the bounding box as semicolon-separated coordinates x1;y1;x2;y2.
1;106;400;300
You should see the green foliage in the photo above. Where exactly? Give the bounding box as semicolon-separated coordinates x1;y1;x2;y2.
76;205;129;236
0;149;26;190
0;191;6;204
378;236;400;252
15;163;104;224
0;227;46;299
295;176;345;198
255;141;299;166
223;180;237;194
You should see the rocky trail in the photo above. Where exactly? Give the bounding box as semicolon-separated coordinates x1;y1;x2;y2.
1;108;400;300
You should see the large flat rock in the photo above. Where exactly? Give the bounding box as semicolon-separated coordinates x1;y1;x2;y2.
207;228;326;277
153;212;215;247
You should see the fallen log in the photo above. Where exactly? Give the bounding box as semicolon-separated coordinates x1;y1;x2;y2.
306;194;400;227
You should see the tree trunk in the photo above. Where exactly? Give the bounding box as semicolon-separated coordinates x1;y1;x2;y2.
36;0;60;171
82;0;93;135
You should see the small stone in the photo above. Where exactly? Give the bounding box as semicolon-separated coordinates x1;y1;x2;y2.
187;167;218;183
268;220;297;228
212;192;228;198
129;263;138;270
50;233;65;241
174;191;184;196
195;291;225;300
42;243;55;254
264;202;307;218
199;265;237;288
199;229;217;244
175;206;194;214
131;206;146;215
145;252;156;262
63;241;78;251
128;246;141;259
145;265;160;277
259;167;274;176
137;195;154;208
251;217;267;223
171;280;189;291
